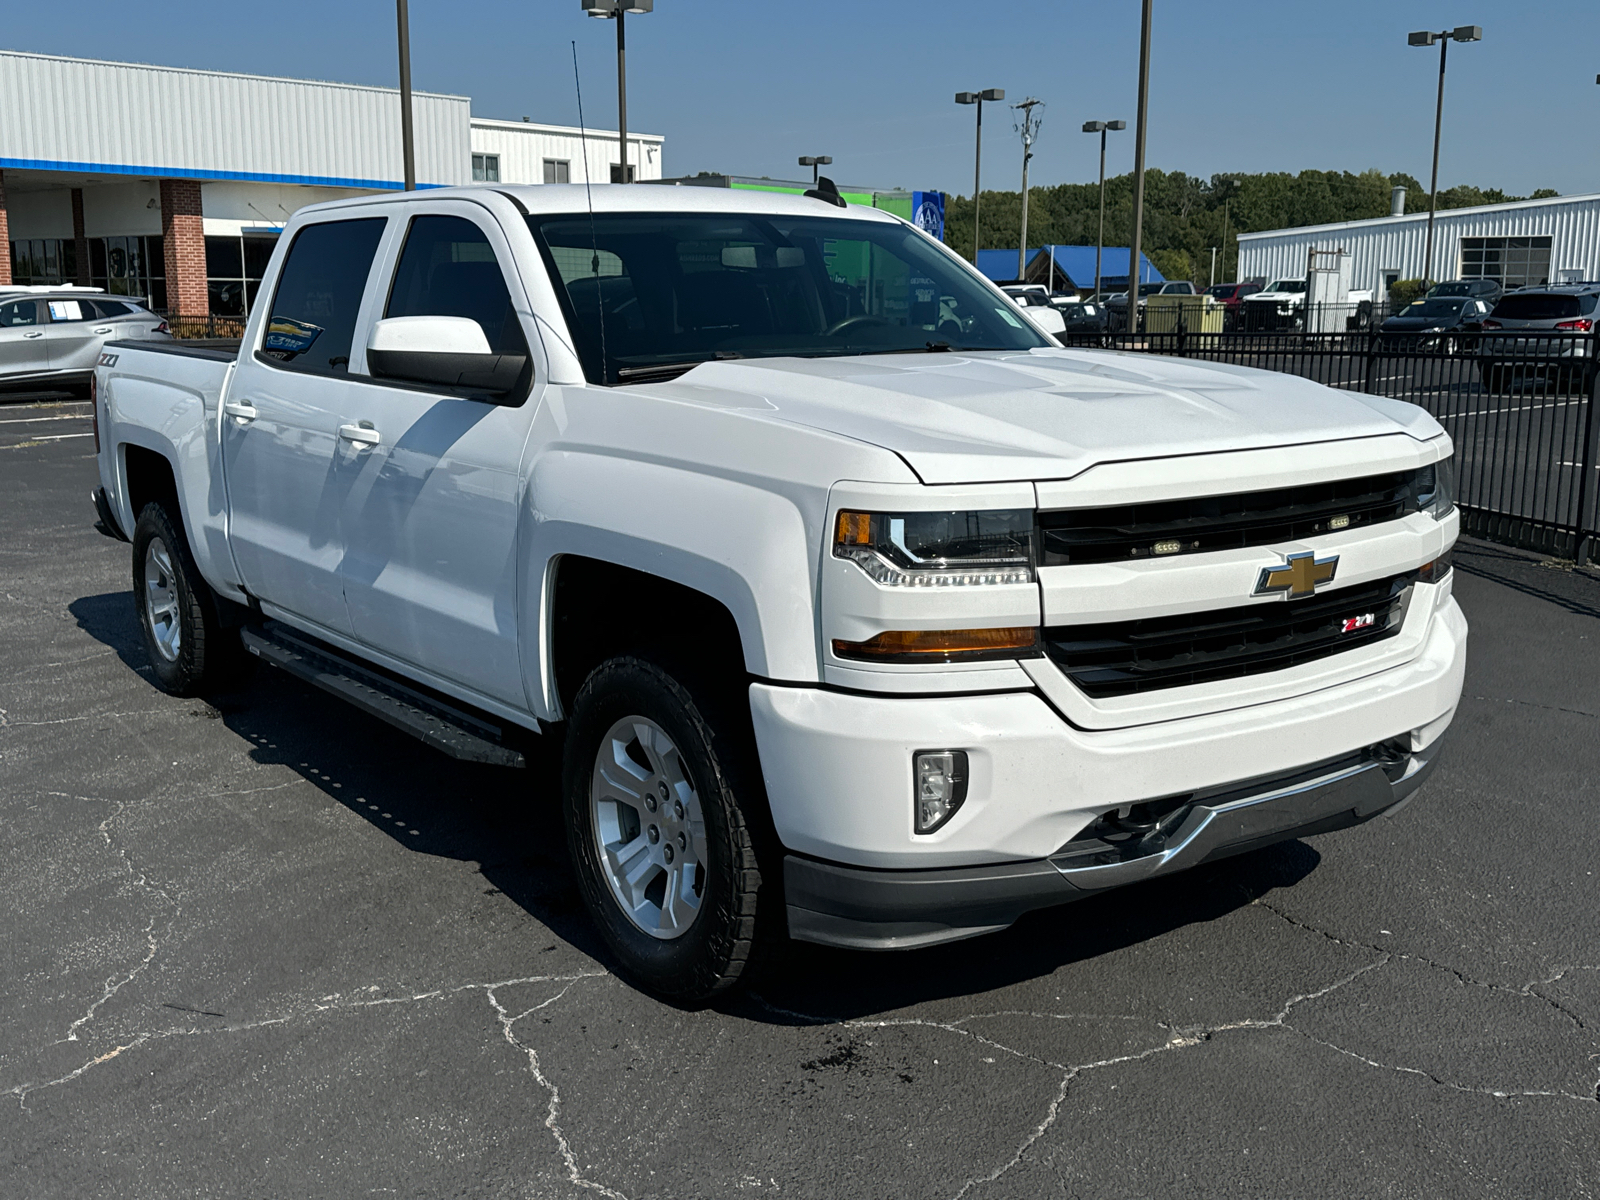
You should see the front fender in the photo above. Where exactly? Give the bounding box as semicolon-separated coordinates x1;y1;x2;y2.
523;450;820;718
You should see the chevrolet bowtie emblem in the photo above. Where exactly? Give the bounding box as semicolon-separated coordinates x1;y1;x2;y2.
1255;551;1339;599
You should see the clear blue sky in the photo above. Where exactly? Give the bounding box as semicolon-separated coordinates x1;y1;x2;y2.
8;2;1596;197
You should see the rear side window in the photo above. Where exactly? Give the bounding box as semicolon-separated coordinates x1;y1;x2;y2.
0;300;38;327
88;299;134;317
1491;293;1583;321
261;217;387;372
384;214;528;355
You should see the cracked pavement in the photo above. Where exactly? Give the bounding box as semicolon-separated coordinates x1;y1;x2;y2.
2;401;1598;1198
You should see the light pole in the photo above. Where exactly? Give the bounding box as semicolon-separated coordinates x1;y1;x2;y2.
955;88;1004;263
1013;98;1042;282
396;0;415;190
1409;25;1481;285
1081;119;1124;298
798;155;832;185
584;0;654;183
1128;0;1153;303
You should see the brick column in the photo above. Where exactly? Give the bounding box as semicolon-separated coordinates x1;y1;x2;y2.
159;178;207;316
0;169;11;287
71;187;90;286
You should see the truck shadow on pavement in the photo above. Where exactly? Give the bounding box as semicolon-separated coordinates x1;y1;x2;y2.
71;589;1320;1018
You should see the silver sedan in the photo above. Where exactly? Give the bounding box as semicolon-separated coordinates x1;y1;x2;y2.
0;289;171;394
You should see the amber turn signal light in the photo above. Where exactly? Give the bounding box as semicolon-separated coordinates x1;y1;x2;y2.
832;626;1040;664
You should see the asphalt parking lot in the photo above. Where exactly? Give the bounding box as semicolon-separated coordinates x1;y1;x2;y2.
3;398;1599;1199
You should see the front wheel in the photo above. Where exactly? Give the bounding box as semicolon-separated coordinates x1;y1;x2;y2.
563;656;766;1003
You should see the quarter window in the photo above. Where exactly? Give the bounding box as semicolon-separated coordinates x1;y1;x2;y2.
542;159;571;185
472;153;501;183
260;218;387;373
1459;236;1552;289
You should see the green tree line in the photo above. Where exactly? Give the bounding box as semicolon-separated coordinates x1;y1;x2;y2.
943;167;1559;285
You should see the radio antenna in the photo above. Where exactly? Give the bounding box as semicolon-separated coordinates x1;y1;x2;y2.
572;40;609;383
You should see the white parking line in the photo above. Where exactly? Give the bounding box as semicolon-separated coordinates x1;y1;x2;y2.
0;414;89;425
0;432;93;442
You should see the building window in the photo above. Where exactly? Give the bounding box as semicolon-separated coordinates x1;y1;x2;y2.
89;236;166;309
1459;236;1552;289
8;238;77;286
609;163;636;184
472;153;501;183
205;232;279;317
543;159;571;185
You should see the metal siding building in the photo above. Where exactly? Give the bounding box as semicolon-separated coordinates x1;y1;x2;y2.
0;51;663;317
1237;193;1600;297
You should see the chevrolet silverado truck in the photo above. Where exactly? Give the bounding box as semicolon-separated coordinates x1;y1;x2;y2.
91;183;1465;1001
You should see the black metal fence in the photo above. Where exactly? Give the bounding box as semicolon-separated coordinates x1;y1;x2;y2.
159;312;247;341
1059;327;1600;564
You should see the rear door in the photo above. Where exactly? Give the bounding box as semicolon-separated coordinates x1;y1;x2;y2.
221;215;390;636
41;296;112;372
334;205;540;707
0;299;50;377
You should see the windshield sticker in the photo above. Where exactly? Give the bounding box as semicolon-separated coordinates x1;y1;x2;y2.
48;301;84;321
264;316;323;356
994;306;1023;328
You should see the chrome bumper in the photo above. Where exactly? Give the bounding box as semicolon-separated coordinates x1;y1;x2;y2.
784;739;1442;951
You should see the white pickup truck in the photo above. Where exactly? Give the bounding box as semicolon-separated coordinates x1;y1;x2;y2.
92;184;1465;1001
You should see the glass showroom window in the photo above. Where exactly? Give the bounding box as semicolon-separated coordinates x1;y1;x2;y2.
543;159;571;184
204;233;279;317
472;153;501;183
1459;236;1552;289
89;236;166;308
8;238;76;286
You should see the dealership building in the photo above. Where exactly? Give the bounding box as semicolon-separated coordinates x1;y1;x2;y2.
1236;191;1600;299
0;50;663;317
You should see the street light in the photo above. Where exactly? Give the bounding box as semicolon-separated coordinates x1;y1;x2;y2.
1013;99;1042;283
798;155;832;185
1409;24;1482;284
1128;0;1153;302
955;88;1004;263
396;0;415;190
583;0;654;183
1081;119;1125;298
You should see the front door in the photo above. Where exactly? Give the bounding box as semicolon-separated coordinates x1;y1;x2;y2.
0;299;50;378
336;209;538;707
220;215;390;636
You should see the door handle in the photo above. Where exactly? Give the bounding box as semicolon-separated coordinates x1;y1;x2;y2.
23;331;43;339
222;400;259;422
338;422;381;447
93;326;115;334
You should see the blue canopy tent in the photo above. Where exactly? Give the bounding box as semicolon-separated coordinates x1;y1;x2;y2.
975;246;1163;293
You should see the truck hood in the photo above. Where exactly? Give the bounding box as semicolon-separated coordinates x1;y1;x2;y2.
649;348;1441;485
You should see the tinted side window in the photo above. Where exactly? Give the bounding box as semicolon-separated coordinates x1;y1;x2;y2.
261;218;386;372
384;215;527;355
0;300;39;327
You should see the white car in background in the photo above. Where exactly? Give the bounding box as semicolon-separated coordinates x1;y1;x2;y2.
0;287;169;394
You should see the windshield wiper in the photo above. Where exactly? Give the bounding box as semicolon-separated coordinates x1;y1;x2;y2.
614;351;744;384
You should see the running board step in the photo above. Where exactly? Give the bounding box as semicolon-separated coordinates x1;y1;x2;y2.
240;624;526;768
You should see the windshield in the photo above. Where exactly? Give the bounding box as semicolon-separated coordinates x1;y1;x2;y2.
526;212;1049;383
1403;299;1467;318
1265;280;1307;293
1137;283;1164;296
1430;282;1475;296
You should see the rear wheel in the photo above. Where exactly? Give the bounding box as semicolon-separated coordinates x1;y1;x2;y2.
563;656;765;1003
131;502;248;696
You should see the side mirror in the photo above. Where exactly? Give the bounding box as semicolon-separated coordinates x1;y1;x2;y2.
1029;306;1067;336
366;315;527;395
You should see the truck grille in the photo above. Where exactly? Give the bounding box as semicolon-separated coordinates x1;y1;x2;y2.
1037;470;1421;566
1043;573;1413;698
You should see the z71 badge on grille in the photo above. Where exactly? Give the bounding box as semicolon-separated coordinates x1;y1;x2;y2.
1254;551;1338;599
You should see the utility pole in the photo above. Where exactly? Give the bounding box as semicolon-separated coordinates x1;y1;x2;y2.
1209;247;1217;287
1014;98;1042;283
396;0;415;190
956;89;1005;263
1409;25;1481;284
1128;0;1153;302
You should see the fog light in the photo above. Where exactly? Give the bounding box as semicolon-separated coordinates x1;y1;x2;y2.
914;750;969;834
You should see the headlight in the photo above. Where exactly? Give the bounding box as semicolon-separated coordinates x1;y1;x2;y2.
834;509;1034;586
1413;456;1455;519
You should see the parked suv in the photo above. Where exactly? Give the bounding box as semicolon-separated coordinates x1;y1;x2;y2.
1476;285;1600;394
0;289;169;393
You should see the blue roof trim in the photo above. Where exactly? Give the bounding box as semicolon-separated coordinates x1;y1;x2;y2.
0;156;448;191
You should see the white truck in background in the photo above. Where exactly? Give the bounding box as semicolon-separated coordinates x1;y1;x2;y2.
91;183;1465;1001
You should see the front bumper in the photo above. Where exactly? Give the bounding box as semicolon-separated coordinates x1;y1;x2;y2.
784;738;1440;950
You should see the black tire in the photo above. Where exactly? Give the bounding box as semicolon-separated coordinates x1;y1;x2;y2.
131;501;248;696
562;655;765;1003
